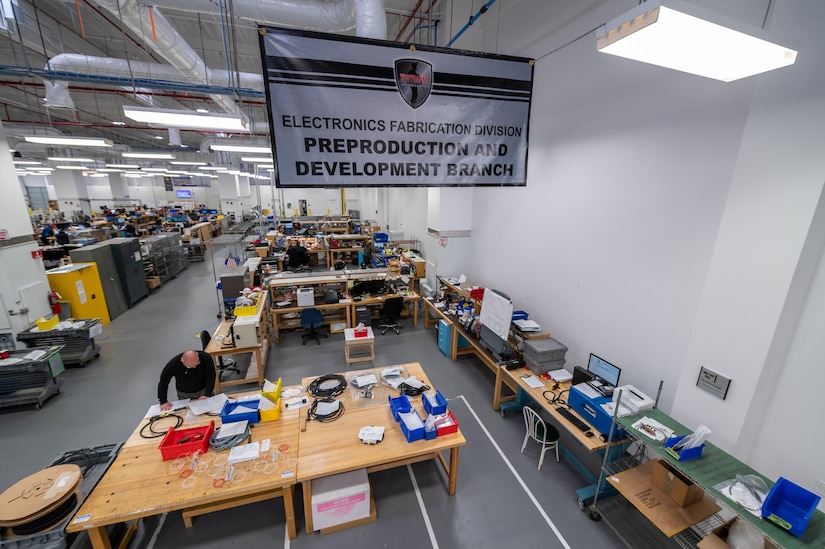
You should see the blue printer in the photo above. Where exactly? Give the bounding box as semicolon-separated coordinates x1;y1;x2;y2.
567;384;626;441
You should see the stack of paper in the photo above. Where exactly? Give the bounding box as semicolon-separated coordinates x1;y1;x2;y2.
514;319;541;331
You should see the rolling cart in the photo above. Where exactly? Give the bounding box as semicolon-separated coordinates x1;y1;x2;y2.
16;318;102;367
0;346;64;409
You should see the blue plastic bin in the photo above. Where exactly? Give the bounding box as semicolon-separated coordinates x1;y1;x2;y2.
220;400;260;424
423;390;447;416
663;435;705;461
388;393;411;422
762;476;821;537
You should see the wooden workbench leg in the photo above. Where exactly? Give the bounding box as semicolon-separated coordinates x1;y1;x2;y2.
448;446;460;496
303;481;314;534
493;365;503;411
424;308;431;329
413;300;419;327
450;325;459;361
87;526;113;549
283;484;297;539
254;349;263;385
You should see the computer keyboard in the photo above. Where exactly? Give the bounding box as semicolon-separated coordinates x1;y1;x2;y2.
555;406;591;432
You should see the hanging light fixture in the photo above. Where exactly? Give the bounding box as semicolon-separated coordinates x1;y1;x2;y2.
596;0;798;82
123;106;249;132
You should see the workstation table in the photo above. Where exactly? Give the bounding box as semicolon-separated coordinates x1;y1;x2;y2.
298;362;466;533
65;390;300;548
324;234;369;268
204;291;270;393
351;291;421;328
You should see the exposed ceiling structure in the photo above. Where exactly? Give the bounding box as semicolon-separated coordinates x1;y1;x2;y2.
0;0;443;179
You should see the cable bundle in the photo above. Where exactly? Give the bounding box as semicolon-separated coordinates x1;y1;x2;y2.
209;423;252;451
307;397;345;423
399;382;431;397
307;374;347;398
140;413;184;439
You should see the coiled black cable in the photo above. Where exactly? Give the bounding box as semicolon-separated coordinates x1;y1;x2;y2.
307;374;347;398
543;389;568;406
140;413;184;438
11;492;78;535
399;382;431;397
307;397;345;423
209;423;252;451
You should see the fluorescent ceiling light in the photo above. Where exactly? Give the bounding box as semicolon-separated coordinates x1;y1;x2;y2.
13;160;41;165
24;136;113;147
122;152;176;159
259;165;275;169
105;164;140;169
141;168;169;172
87;173;108;178
596;0;798;82
209;144;270;154
98;168;126;172
123;106;249;132
48;157;94;162
55;165;90;170
241;156;273;163
169;161;207;166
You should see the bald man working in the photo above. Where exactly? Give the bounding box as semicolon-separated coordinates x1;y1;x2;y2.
158;349;216;411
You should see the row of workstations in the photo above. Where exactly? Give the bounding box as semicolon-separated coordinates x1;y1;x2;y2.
268;268;421;342
423;276;825;548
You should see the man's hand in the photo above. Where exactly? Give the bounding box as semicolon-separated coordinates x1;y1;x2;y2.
198;395;209;400
160;401;172;412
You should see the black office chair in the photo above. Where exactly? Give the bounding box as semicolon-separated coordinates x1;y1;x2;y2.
300;308;327;345
199;330;239;380
377;297;404;335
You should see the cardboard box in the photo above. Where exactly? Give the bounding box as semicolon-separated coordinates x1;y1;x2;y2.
311;469;371;531
607;460;720;537
652;460;705;507
697;518;780;549
146;276;161;289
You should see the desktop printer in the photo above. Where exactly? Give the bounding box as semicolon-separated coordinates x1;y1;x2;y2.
611;384;654;413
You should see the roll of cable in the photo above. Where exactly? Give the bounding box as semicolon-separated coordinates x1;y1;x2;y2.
307;374;347;398
307;397;345;423
140;413;184;439
209;423;252;451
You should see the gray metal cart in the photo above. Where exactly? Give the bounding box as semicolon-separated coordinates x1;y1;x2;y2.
0;346;64;409
16;318;102;367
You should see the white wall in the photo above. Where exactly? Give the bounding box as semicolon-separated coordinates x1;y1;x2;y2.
454;0;825;494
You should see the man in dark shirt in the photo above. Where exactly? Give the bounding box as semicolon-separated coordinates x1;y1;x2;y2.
285;239;310;270
158;349;216;411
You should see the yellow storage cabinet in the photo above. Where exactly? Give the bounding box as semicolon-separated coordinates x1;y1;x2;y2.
47;263;111;326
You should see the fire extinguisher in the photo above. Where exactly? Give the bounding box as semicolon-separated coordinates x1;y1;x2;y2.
48;290;62;315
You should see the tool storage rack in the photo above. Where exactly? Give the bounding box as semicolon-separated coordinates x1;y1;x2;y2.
0;346;64;410
16;318;102;367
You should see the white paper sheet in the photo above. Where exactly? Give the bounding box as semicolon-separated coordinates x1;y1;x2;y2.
144;399;189;418
216;420;248;439
187;393;228;415
228;441;260;464
521;375;545;389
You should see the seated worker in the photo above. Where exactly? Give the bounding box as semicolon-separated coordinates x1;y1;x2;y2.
285;239;310;270
362;239;374;268
79;213;92;225
122;221;138;237
39;224;55;245
158;349;216;411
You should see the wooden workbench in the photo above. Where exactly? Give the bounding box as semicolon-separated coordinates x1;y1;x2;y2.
65;389;301;547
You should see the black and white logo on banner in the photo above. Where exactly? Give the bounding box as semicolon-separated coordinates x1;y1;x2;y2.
394;59;432;109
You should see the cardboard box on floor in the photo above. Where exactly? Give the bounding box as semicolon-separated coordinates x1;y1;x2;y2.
697;518;780;549
607;460;721;537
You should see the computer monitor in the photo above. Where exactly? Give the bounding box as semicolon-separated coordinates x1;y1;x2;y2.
587;353;621;387
350;279;385;297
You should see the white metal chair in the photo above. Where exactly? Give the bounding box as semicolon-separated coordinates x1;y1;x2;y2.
521;406;560;470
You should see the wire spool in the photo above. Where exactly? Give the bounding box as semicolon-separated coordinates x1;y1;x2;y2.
0;465;82;533
306;374;347;398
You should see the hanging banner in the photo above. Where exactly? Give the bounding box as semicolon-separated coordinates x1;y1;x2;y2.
259;27;533;188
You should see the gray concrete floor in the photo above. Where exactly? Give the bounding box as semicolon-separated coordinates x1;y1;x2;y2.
0;240;625;548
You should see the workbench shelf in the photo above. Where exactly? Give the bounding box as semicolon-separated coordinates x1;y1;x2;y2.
590;396;825;549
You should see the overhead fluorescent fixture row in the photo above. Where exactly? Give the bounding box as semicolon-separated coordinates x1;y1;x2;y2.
48;157;94;162
241;156;273;163
169;161;208;166
123;106;249;132
24;136;113;147
55;165;90;170
210;144;271;154
13;160;41;165
105;164;140;169
122;152;176;159
596;0;798;82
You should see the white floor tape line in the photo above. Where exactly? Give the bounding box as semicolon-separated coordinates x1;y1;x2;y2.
146;511;167;549
407;463;440;549
451;395;572;549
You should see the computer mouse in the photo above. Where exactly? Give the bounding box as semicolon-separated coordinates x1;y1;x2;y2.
585;431;594;438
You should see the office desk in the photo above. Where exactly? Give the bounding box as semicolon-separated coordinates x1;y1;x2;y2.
298;362;466;533
351;292;421;327
66;392;300;547
205;292;270;393
270;301;351;343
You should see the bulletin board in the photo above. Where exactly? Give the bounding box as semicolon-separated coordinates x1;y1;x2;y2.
479;288;513;341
